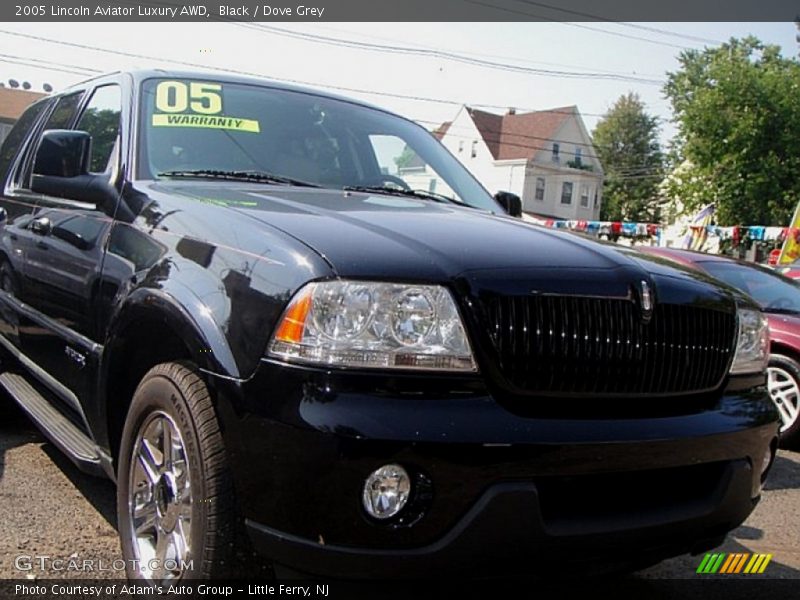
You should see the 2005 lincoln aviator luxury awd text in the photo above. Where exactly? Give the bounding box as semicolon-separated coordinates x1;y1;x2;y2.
0;70;780;580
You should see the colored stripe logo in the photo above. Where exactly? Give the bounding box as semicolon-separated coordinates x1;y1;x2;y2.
696;553;773;574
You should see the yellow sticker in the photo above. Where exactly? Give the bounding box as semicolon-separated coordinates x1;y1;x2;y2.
152;113;260;133
155;81;223;114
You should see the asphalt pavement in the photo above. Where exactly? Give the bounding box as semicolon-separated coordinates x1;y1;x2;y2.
1;393;798;584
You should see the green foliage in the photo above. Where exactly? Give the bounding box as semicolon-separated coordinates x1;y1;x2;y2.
592;93;663;222
663;36;800;226
79;108;120;172
393;146;418;170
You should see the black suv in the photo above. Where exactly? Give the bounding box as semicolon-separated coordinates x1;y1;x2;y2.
0;70;780;580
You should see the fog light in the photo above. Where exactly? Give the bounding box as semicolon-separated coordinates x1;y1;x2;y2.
362;464;411;520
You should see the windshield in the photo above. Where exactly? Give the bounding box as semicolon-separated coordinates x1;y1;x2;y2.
137;78;498;211
699;261;800;314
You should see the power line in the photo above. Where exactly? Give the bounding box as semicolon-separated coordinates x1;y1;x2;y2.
234;22;664;85
0;54;100;75
460;0;697;51
509;0;724;45
304;23;667;79
0;38;668;175
0;57;95;77
0;30;670;121
415;116;666;157
0;45;668;161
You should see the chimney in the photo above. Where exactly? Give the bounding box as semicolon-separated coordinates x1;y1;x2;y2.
507;107;516;115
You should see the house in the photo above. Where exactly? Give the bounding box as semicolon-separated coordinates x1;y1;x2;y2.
0;88;46;146
410;105;604;220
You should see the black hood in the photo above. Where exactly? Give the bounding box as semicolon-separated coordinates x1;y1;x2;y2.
145;182;735;307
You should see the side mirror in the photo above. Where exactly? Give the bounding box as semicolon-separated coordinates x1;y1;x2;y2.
30;217;52;236
33;130;91;178
31;130;118;211
494;191;522;218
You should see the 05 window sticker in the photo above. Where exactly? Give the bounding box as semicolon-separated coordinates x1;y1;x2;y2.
152;81;261;133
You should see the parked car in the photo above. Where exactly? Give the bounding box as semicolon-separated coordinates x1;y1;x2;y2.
775;259;800;280
638;247;799;447
0;70;779;581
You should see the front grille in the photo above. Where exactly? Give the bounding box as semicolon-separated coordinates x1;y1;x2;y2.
484;295;736;396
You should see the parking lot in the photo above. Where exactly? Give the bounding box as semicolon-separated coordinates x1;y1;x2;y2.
1;395;798;582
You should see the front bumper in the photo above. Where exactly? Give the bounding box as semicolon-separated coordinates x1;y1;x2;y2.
211;361;779;578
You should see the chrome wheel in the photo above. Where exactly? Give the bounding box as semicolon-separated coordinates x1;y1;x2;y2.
767;366;800;433
127;411;192;581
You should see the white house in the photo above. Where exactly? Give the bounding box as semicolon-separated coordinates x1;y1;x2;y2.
407;105;604;220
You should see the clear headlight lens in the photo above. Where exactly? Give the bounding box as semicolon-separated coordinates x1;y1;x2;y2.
730;309;770;375
268;281;477;371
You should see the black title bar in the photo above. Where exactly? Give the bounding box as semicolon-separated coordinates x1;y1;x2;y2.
4;0;799;22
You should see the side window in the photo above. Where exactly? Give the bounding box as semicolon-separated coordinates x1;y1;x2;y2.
52;215;108;250
14;92;83;190
0;100;49;186
76;85;121;173
44;92;84;130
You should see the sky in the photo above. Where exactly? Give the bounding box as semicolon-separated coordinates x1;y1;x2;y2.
0;21;797;147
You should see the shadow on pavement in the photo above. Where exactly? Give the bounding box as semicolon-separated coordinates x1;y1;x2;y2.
763;453;800;492
1;388;117;529
40;442;117;529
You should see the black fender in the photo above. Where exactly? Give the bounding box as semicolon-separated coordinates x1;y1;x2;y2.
95;279;240;454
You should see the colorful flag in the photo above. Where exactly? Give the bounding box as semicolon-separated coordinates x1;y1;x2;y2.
681;204;715;251
778;198;800;264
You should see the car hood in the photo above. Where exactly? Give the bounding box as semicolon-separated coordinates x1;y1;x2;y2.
147;183;735;304
767;312;800;348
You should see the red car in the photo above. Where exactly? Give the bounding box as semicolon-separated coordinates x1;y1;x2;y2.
639;247;799;447
775;260;800;280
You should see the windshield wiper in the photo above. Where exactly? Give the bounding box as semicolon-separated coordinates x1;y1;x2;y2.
158;169;320;187
342;185;470;207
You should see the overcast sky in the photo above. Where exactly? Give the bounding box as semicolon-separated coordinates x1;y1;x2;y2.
1;21;796;146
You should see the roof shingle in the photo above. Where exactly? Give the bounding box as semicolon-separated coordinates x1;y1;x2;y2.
466;106;574;160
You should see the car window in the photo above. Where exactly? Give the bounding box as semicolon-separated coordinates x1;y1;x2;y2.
14;92;84;191
44;92;84;130
76;85;121;173
52;214;108;249
369;134;457;198
108;224;166;271
138;78;497;211
699;261;800;313
0;99;49;186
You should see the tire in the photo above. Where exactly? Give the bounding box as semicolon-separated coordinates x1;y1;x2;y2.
117;362;235;581
767;354;800;449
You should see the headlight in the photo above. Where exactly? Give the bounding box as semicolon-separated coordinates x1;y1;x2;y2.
268;280;477;372
730;309;769;375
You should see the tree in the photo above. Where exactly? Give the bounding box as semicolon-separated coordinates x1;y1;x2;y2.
592;93;663;222
663;36;800;226
394;146;418;170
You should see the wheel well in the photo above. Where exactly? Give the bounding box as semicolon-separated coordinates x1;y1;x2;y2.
105;317;193;467
770;342;800;365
